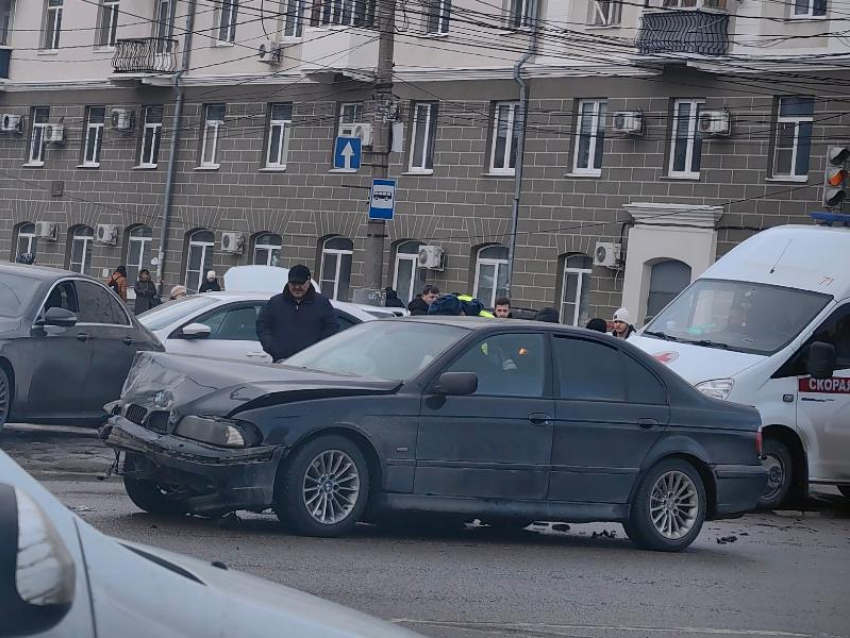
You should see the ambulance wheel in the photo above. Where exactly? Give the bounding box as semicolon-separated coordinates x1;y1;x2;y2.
758;439;793;509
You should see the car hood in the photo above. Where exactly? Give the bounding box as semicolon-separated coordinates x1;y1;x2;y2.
629;335;766;384
117;351;400;418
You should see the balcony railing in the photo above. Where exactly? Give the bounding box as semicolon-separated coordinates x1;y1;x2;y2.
112;38;179;74
0;48;10;80
636;11;729;57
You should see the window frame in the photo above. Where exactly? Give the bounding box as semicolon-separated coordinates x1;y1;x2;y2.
1;0;16;46
320;236;354;302
140;105;163;168
310;0;376;27
338;102;364;134
426;0;451;34
792;0;826;18
474;245;510;308
560;254;593;326
772;96;814;180
590;0;621;26
572;99;607;176
408;102;438;173
98;0;119;48
69;226;94;275
505;0;537;30
82;106;106;168
27;107;50;166
266;102;292;169
185;230;215;293
283;0;306;37
668;98;705;179
126;225;152;287
14;222;37;259
200;103;225;169
43;0;63;50
489;101;520;175
393;240;425;305
216;0;238;44
252;233;282;266
154;0;176;51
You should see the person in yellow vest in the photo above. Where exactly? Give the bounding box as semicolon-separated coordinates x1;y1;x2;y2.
455;294;494;318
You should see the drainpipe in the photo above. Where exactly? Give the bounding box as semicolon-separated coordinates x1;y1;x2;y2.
504;27;539;299
157;0;197;296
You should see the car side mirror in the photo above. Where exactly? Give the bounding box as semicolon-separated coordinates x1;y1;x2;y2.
42;307;78;328
435;372;478;396
807;341;836;380
0;483;76;638
180;323;212;339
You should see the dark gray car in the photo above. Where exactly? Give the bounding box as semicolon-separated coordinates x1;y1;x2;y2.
103;318;767;552
0;264;163;429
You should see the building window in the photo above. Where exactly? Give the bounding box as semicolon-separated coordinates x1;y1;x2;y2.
773;96;814;179
126;225;152;285
506;0;537;29
69;226;94;275
310;0;376;27
426;0;451;34
14;222;37;259
474;245;509;308
646;260;692;322
98;0;119;47
284;0;305;36
1;0;16;46
200;103;225;168
28;107;50;166
668;99;704;178
154;0;175;52
253;233;282;266
591;0;621;25
409;102;437;173
320;236;353;302
266;103;292;169
792;0;825;17
394;241;426;305
185;230;215;293
338;102;364;134
83;107;106;168
217;0;238;43
573;100;607;175
43;0;63;50
140;105;163;168
490;101;520;175
560;254;593;326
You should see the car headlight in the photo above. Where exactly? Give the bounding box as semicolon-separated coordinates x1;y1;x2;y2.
174;416;260;448
696;378;734;401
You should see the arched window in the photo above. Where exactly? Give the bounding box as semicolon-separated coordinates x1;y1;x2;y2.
393;240;426;305
185;229;215;293
253;233;282;267
14;222;37;260
126;225;153;285
319;236;353;301
68;226;94;274
646;259;692;322
474;245;509;308
560;253;593;326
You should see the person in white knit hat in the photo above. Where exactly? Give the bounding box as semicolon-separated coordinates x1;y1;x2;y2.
611;307;635;340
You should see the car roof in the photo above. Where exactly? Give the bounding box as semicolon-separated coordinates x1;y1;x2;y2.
0;262;85;281
165;291;376;322
401;316;599;336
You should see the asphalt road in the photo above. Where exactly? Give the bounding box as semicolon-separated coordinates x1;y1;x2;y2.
2;425;849;638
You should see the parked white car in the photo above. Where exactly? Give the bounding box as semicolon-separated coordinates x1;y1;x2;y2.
0;450;420;638
138;292;376;363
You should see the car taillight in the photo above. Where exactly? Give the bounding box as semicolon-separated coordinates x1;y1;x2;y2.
756;430;763;456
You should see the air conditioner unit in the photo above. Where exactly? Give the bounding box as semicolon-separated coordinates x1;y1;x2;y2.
593;242;621;268
417;245;445;270
611;111;644;136
34;221;57;241
45;124;66;145
221;232;245;254
339;122;373;147
96;223;119;246
258;39;281;64
0;114;22;134
111;108;135;133
698;109;732;136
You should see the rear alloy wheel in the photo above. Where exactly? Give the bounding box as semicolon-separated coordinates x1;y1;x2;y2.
758;439;794;509
624;458;706;552
276;435;369;537
122;454;186;517
0;367;10;431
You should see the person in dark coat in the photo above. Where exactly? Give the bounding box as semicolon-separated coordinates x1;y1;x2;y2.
133;268;160;315
408;284;440;316
256;264;340;362
611;307;636;340
198;270;221;293
534;307;560;323
428;294;463;316
586;318;608;333
107;265;129;302
384;287;405;308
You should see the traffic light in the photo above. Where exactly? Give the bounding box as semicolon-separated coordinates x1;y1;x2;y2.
823;146;850;208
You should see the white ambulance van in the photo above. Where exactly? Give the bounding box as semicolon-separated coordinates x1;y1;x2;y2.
629;224;850;508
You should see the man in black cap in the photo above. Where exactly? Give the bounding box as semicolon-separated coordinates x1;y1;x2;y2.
256;264;339;362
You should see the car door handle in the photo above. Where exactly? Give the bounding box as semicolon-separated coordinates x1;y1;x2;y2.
76;333;90;342
528;413;552;427
122;336;134;346
246;351;268;358
638;418;659;429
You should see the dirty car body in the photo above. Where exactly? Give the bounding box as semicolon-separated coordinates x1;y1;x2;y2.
104;318;768;551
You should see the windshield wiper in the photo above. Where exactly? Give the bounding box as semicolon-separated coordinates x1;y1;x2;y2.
643;330;679;342
681;338;730;350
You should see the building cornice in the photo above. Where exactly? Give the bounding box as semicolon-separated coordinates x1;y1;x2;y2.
624;202;724;229
0;79;115;92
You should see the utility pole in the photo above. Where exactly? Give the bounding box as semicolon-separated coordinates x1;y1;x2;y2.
357;0;396;305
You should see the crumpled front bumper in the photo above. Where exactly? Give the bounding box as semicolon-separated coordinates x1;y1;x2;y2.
103;416;286;516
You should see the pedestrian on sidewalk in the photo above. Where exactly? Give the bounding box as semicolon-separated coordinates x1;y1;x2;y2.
256;264;339;362
133;269;160;315
611;308;636;340
408;284;440;316
534;307;560;323
169;285;188;301
199;270;221;293
494;297;512;318
384;287;405;308
586;318;608;333
107;266;129;302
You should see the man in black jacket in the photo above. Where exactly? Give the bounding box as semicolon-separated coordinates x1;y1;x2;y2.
407;284;440;316
256;264;340;362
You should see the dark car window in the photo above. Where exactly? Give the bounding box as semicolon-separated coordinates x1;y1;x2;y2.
336;311;359;331
43;281;79;315
445;333;546;398
106;292;131;326
621;354;667;404
216;306;262;341
0;273;42;318
76;281;118;324
806;304;850;371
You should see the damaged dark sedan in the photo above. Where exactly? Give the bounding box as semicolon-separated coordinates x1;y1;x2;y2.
103;318;767;552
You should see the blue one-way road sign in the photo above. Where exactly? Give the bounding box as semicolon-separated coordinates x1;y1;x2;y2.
334;136;362;171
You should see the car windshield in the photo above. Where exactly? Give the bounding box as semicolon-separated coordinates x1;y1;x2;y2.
285;321;469;381
137;295;220;331
0;272;42;318
645;278;831;356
